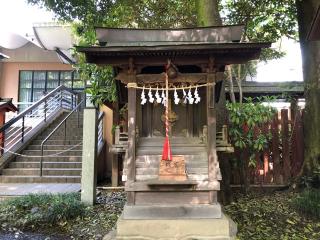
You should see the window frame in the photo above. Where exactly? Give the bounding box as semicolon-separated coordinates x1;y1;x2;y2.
18;70;85;103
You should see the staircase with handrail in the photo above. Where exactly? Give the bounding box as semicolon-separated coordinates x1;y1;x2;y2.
0;86;85;183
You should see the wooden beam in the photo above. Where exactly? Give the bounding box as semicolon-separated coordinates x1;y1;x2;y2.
111;155;119;187
116;72;208;84
88;53;262;67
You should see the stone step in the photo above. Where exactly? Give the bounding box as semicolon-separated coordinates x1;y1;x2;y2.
15;156;82;162
2;168;81;176
31;140;82;145
138;137;204;146
21;150;82;156
27;145;82;150
9;161;82;169
136;160;207;169
137;147;207;155
0;175;81;183
135;168;208;175
135;174;208;181
42;128;83;135
136;155;207;164
35;135;83;140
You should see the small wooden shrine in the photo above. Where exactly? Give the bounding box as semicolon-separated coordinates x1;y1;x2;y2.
78;25;270;239
0;98;18;155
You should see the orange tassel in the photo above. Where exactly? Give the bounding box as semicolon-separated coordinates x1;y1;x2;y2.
162;136;172;161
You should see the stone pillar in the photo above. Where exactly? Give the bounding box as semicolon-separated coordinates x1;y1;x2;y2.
81;107;98;205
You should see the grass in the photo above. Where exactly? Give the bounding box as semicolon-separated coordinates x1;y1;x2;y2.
1;190;320;239
291;188;320;218
0;191;125;239
0;193;86;229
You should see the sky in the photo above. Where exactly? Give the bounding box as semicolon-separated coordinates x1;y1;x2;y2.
0;0;303;82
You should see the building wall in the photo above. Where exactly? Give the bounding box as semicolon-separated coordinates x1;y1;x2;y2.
0;42;73;102
0;62;72;102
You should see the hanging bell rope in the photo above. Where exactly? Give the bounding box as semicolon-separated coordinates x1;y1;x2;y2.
161;60;172;161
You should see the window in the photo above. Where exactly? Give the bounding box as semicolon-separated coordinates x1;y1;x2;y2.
19;71;33;103
19;70;85;104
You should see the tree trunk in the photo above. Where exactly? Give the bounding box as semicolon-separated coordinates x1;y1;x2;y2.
195;0;222;26
227;65;236;103
195;0;234;203
296;0;320;175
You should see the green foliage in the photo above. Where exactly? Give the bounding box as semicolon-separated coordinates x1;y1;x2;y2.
28;0;299;105
0;193;86;228
225;191;320;239
222;0;298;60
292;189;320;219
28;0;197;107
81;65;117;107
226;97;276;167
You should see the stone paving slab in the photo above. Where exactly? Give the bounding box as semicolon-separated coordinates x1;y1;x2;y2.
0;183;81;196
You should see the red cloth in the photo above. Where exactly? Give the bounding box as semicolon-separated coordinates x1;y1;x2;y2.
162;136;172;161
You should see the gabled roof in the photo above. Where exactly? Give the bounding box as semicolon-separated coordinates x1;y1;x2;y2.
77;25;271;66
95;25;244;46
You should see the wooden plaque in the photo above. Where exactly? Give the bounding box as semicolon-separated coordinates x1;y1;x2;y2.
159;155;187;181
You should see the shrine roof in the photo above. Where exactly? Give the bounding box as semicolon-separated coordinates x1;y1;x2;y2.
77;25;271;65
0;98;18;112
94;25;244;45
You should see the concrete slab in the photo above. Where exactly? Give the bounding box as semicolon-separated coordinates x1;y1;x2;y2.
0;183;81;197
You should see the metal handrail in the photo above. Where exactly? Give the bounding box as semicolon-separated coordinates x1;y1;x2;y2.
0;86;79;159
40;99;84;176
0;86;76;133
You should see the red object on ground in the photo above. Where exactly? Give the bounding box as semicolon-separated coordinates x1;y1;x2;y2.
162;136;172;161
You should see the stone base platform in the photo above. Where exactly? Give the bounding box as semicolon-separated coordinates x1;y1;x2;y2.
104;213;237;240
123;204;222;219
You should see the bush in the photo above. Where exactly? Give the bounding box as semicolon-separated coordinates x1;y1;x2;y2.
0;193;86;228
292;189;320;218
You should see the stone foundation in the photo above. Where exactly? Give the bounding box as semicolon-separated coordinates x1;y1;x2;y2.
104;213;237;240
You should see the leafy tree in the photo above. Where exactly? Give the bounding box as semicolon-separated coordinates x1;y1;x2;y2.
222;0;298;59
226;97;276;193
27;0;197;106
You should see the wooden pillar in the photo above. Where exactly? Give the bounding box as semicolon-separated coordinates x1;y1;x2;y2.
281;109;290;183
207;71;220;203
146;102;152;137
126;72;137;205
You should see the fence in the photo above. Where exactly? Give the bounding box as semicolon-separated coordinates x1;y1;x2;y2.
230;108;304;186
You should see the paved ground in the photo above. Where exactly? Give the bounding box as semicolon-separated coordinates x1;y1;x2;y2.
0;183;81;200
0;232;70;240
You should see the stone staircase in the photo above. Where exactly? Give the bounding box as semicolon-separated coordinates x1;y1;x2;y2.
0;111;83;183
133;137;208;181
